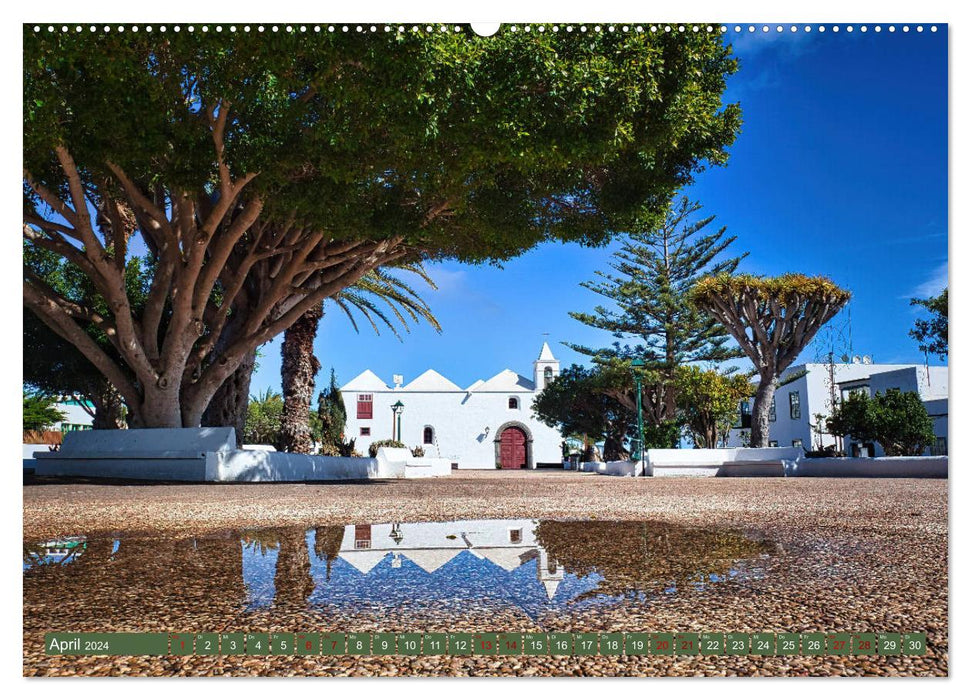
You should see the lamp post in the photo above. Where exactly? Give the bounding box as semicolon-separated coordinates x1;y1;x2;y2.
630;359;645;466
391;400;404;442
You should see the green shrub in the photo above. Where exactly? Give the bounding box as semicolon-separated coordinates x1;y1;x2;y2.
368;439;406;457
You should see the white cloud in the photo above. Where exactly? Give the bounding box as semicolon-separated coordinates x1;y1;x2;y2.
909;261;948;300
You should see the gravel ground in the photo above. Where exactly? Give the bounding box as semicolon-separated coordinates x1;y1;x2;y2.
22;472;948;677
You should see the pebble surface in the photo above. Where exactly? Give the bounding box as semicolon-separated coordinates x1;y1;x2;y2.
23;472;948;677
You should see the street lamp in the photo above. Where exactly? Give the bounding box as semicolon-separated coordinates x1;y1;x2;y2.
391;400;404;442
630;359;645;465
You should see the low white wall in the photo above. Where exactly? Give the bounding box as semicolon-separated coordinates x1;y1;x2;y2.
212;451;380;481
31;430;450;481
604;460;644;477
647;447;802;467
793;456;947;478
57;427;238;454
579;461;604;473
23;443;57;459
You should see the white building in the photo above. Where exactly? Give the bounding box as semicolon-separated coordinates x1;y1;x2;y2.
727;361;948;456
334;519;564;599
341;343;563;469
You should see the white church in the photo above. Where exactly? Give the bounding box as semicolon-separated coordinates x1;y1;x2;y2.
341;343;563;469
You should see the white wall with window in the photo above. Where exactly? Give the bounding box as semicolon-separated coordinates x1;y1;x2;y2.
341;343;563;469
726;362;946;454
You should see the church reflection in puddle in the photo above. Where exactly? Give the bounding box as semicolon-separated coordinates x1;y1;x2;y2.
24;519;773;626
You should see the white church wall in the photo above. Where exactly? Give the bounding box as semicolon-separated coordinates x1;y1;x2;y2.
341;344;564;469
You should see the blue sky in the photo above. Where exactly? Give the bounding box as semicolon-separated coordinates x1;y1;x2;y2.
250;27;948;395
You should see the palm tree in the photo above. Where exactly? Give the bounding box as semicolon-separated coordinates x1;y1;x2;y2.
279;263;441;454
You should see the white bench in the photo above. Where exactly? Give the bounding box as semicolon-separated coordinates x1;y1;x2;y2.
645;447;802;477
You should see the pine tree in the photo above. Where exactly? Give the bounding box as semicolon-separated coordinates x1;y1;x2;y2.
316;369;348;453
568;197;746;424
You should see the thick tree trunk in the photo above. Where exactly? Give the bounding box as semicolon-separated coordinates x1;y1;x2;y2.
91;383;126;430
279;305;323;454
274;529;314;608
603;433;631;462
201;348;257;441
750;374;778;448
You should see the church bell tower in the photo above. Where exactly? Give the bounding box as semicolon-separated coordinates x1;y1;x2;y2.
533;342;560;392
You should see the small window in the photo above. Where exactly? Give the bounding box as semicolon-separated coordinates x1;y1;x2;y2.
789;391;801;420
508;397;519;409
423;426;434;444
736;400;752;429
768;440;779;447
354;524;371;550
360;427;371;437
357;393;373;419
509;529;522;544
769;397;776;422
544;367;553;383
792;439;803;448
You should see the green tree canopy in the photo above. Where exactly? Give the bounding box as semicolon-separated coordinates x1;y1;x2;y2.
675;366;752;449
910;287;947;361
243;389;285;447
826;389;935;457
24;27;741;428
23;390;67;433
531;364;634;461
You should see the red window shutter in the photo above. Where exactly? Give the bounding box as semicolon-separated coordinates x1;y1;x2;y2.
357;400;372;419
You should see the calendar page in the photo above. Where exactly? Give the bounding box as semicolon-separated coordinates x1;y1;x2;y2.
21;5;949;683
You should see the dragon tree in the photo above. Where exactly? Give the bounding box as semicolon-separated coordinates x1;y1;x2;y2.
690;274;851;447
24;27;741;428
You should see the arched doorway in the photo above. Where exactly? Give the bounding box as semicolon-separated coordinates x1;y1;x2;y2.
497;425;529;469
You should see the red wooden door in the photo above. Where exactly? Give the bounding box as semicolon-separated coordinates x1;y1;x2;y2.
499;427;527;469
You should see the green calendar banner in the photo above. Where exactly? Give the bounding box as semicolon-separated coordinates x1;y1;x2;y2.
676;633;700;655
625;633;650;656
220;633;245;655
296;633;320;655
878;633;902;656
726;633;749;656
44;633;169;656
448;633;474;656
524;633;549;656
398;633;423;656
651;633;675;656
802;633;826;656
700;633;724;656
777;633;800;655
852;634;876;656
751;633;775;656
574;633;599;655
473;633;498;656
423;633;448;656
903;633;927;655
170;633;193;656
372;633;396;655
41;631;932;657
271;633;294;655
828;633;851;656
497;633;522;655
246;633;270;655
600;633;624;656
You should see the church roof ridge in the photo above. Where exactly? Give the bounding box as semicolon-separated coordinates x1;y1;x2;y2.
401;368;462;392
473;368;536;392
536;341;557;362
340;369;389;391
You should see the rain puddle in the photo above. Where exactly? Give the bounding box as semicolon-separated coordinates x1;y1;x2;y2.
24;519;773;631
